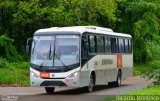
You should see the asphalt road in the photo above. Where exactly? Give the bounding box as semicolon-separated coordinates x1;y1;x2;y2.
0;76;153;101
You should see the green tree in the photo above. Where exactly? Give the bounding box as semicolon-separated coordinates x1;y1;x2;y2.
0;0;118;55
116;0;160;63
0;35;22;62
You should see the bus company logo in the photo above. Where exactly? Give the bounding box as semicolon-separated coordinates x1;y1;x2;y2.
51;74;55;77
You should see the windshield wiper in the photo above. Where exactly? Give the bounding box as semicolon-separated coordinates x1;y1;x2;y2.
40;43;52;67
39;39;71;70
48;43;52;60
54;53;71;69
32;41;36;54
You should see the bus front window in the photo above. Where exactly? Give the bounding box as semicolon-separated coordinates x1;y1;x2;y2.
31;36;55;66
54;35;80;66
30;35;80;70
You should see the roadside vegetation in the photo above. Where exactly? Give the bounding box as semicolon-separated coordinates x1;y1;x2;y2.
0;58;29;86
0;34;30;86
99;85;160;101
126;85;160;95
131;61;160;95
133;60;160;75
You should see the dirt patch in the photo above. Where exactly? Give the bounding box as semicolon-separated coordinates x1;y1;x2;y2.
21;71;30;76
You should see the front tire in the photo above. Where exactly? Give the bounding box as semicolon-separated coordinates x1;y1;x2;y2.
45;87;55;94
87;74;94;92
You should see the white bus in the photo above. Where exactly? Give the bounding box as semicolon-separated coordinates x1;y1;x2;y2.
26;26;133;93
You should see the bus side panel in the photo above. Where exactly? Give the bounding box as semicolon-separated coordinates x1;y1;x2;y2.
80;54;133;86
121;54;133;80
93;55;118;85
81;55;119;85
79;63;91;87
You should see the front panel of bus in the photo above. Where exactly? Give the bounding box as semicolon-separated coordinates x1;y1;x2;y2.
30;32;81;87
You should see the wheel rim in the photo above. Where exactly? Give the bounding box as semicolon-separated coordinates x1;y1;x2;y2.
118;72;121;86
118;77;121;85
88;76;94;92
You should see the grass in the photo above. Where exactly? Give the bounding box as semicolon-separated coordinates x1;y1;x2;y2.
0;62;30;86
99;85;160;101
133;60;160;75
126;85;160;95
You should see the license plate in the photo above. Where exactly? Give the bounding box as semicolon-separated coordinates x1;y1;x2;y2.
40;72;50;78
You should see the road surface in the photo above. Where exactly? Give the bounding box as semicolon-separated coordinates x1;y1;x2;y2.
0;76;153;101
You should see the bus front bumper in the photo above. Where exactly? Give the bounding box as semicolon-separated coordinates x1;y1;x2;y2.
30;75;80;87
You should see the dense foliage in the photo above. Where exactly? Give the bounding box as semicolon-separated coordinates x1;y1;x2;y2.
0;0;159;63
0;35;22;62
116;0;160;63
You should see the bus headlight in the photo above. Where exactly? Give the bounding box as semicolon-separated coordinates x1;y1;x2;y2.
67;70;80;78
31;71;39;78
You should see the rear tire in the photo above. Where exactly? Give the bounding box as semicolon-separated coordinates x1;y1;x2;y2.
108;70;122;87
45;87;55;94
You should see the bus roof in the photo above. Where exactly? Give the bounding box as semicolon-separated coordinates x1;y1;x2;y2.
35;26;131;38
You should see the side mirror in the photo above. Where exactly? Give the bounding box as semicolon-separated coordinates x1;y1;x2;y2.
26;45;30;54
26;37;33;54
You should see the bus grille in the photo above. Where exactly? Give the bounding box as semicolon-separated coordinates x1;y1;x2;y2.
40;81;66;86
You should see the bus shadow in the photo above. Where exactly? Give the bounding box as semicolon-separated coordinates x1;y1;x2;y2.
39;84;130;95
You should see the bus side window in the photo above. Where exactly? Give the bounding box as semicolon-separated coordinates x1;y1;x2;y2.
89;35;96;53
124;39;129;53
105;37;111;53
116;38;119;53
118;38;125;53
128;39;132;53
111;38;118;53
97;36;105;53
81;35;88;58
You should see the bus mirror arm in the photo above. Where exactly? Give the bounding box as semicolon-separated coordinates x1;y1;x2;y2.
26;37;33;54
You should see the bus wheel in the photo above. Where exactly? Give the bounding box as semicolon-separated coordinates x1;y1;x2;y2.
45;87;55;94
87;74;94;92
108;70;121;87
116;70;122;86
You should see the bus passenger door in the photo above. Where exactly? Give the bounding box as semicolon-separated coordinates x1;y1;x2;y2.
80;35;90;86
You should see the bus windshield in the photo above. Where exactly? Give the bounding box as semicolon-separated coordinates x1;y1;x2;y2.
31;35;80;68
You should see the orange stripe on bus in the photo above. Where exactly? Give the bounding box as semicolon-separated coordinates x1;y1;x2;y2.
117;54;122;68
